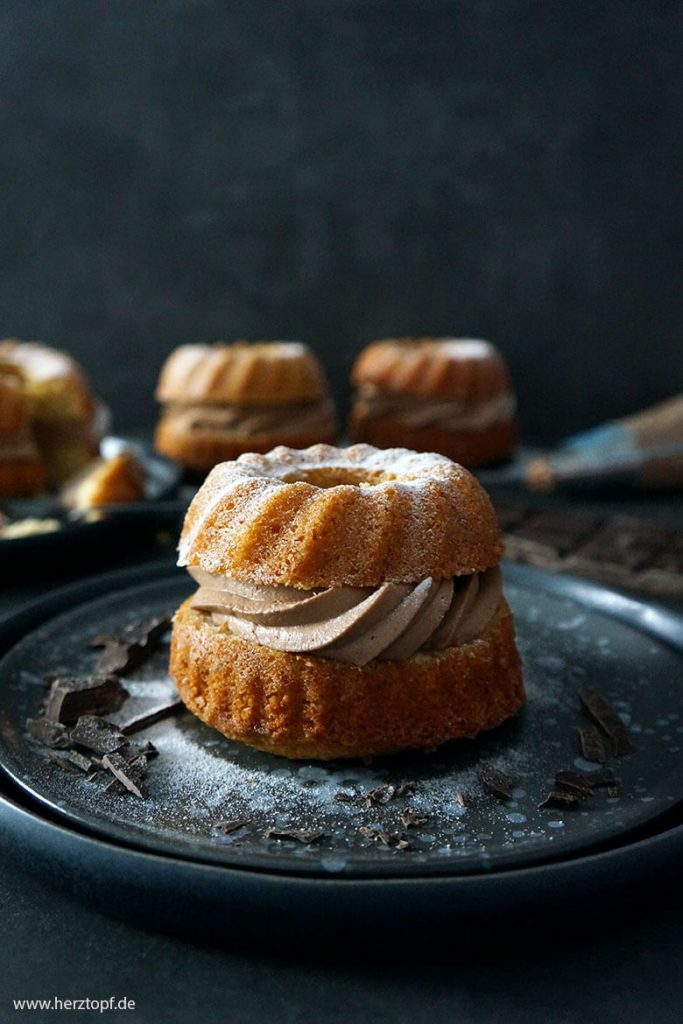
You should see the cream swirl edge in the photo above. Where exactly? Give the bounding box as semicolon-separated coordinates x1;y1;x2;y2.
188;566;502;667
163;397;335;437
355;389;516;431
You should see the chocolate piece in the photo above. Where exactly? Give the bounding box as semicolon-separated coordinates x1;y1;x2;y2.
92;614;170;676
66;750;98;773
554;770;594;798
577;725;608;763
44;675;128;725
216;819;250;835
265;828;325;844
102;751;146;798
46;751;77;772
401;807;429;829
495;501;683;597
580;693;636;756
394;781;417;798
585;770;618;788
70;715;126;754
359;827;411;851
136;740;159;759
119;697;184;735
25;717;71;749
479;762;516;801
363;784;396;806
334;792;354;803
538;789;582;810
455;790;475;808
104;778;127;796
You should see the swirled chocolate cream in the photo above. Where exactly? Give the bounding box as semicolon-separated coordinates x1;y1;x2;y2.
353;387;517;432
188;566;503;667
161;398;335;440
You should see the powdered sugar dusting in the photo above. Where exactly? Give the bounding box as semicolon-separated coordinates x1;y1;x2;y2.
439;338;494;359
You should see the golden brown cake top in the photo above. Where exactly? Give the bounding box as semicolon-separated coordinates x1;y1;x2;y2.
0;339;95;422
156;341;332;406
351;337;512;401
178;443;502;589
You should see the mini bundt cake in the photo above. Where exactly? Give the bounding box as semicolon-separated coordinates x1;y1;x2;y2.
0;339;105;493
154;341;337;475
348;337;518;467
170;443;524;759
0;373;45;496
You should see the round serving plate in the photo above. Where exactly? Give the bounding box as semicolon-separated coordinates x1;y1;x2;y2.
0;561;682;945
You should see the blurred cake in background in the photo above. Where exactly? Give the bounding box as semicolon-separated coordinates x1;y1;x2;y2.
0;340;107;496
154;341;337;475
348;337;518;467
0;373;45;496
60;449;146;511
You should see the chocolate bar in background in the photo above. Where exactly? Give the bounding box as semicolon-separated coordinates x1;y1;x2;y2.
494;501;683;597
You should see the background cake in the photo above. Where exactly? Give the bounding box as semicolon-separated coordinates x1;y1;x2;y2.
348;337;518;467
155;341;337;475
0;340;105;495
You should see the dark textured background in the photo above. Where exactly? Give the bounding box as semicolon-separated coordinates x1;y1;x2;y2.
0;0;681;442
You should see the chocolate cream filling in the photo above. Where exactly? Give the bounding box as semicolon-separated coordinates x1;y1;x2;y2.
354;388;516;431
164;398;335;437
188;566;503;667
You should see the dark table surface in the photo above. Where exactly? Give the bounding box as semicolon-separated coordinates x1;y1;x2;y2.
1;475;682;1024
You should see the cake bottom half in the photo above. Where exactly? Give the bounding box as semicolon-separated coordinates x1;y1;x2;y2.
170;598;525;760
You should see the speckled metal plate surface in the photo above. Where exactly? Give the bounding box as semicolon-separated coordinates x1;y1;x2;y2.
0;563;681;879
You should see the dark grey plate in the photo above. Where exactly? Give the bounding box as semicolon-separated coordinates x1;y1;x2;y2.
0;563;682;880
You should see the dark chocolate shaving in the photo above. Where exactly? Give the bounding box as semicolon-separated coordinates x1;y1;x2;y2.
46;751;77;772
363;784;396;806
394;781;417;798
580;693;636;756
334;791;355;803
66;750;98;773
44;675;128;725
91;614;170;676
577;725;608;763
119;697;184;735
359;827;411;851
400;807;429;829
455;790;475;808
215;819;250;835
554;770;594;798
25;717;71;749
582;769;618;788
105;778;127;796
70;715;126;754
479;762;516;801
538;789;582;810
136;740;159;759
102;751;147;798
265;829;325;844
